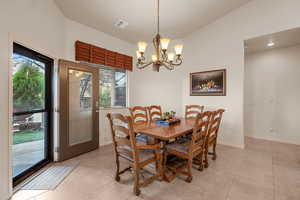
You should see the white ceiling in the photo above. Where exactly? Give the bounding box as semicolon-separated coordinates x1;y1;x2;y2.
245;27;300;54
54;0;252;44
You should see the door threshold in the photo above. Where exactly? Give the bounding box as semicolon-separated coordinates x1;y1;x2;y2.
13;162;53;194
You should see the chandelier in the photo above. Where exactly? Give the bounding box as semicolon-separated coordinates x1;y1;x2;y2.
136;0;183;72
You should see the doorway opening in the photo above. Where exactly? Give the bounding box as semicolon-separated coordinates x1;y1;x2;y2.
12;43;53;186
244;27;300;145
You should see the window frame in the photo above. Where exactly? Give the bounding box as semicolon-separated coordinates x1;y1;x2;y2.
99;66;128;109
12;42;54;186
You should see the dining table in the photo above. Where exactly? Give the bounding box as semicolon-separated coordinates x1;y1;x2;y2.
133;117;196;182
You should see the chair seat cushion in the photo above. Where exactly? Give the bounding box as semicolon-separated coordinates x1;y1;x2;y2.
166;140;190;154
117;145;155;163
136;134;150;143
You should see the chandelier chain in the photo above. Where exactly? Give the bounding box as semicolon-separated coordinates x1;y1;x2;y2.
157;0;160;34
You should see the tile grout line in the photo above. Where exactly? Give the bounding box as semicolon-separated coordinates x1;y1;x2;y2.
271;144;276;200
224;175;235;200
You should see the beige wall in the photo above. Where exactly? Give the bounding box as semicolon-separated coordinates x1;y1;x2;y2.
179;0;300;148
0;1;65;199
0;1;134;199
245;45;300;145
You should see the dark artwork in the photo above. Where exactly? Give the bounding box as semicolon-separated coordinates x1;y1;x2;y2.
190;69;226;96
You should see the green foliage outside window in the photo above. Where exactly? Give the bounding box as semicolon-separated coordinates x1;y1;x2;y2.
100;87;111;108
13;63;45;111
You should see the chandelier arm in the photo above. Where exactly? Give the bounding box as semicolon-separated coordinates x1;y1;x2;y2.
137;61;154;69
160;49;167;61
153;37;158;54
172;60;183;66
161;62;174;71
163;57;182;66
171;57;183;66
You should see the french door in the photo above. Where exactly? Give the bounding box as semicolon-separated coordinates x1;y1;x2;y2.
58;60;99;161
12;43;53;186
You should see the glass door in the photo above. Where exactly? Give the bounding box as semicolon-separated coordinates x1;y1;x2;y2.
58;60;99;161
12;43;53;186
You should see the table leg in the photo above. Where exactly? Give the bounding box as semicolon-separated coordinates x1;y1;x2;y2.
160;140;176;182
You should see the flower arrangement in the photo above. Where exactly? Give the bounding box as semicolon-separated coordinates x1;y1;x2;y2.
162;110;176;120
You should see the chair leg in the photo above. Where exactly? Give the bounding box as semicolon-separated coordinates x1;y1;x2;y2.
163;151;168;175
185;158;193;183
198;153;204;171
155;150;163;180
204;148;209;168
115;156;120;182
212;142;217;160
133;166;141;196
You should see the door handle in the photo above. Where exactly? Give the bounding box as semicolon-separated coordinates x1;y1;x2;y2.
95;110;100;113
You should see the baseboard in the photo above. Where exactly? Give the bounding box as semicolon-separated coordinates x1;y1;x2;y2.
101;140;246;149
4;193;10;200
218;141;245;149
245;135;300;146
100;141;113;147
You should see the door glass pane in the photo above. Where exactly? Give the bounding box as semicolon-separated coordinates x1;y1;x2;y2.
12;113;46;177
68;69;93;146
12;53;45;113
99;67;127;108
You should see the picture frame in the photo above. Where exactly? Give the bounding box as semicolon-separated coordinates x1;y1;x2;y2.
190;69;226;96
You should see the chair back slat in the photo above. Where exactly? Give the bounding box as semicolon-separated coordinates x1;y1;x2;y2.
208;109;225;139
189;113;212;154
185;105;204;119
115;137;131;147
129;106;149;124
113;125;130;136
148;105;162;122
107;113;140;161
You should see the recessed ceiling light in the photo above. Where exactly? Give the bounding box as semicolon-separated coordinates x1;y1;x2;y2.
267;41;275;47
114;19;128;29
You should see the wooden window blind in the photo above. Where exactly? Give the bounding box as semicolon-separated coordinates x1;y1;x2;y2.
91;45;106;65
75;40;133;71
75;41;91;62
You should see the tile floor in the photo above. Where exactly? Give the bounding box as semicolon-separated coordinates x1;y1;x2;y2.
12;137;300;200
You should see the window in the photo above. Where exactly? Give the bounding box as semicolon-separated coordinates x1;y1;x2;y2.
100;67;127;108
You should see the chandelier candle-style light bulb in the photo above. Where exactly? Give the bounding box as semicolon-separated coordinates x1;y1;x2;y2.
136;51;142;59
174;44;183;55
152;54;158;62
138;42;147;53
168;53;175;61
160;38;170;50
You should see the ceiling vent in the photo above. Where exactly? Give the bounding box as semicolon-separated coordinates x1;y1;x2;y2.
114;19;128;29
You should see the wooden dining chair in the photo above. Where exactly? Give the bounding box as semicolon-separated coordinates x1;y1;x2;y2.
129;106;151;143
107;113;162;196
185;105;204;119
182;110;211;141
147;105;162;122
164;112;212;183
206;109;225;162
129;106;149;124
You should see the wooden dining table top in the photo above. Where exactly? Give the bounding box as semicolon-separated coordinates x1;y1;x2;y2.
133;118;195;141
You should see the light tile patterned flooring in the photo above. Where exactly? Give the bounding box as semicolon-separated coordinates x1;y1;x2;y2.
12;137;300;200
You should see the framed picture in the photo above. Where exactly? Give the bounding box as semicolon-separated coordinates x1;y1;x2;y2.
190;69;226;96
